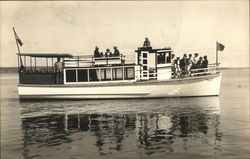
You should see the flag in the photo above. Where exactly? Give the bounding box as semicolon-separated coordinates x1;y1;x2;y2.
15;33;23;47
13;27;23;47
217;42;224;51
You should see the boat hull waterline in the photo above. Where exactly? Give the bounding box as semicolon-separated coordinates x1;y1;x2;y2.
18;74;222;99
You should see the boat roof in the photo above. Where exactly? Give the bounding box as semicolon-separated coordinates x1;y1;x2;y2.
135;47;173;53
16;53;73;58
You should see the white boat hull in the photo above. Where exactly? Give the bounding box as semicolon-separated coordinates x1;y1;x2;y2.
18;74;222;99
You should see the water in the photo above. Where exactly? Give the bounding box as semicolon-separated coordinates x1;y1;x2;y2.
1;68;249;159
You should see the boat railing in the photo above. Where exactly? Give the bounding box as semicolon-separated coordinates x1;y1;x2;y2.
63;55;126;67
190;63;220;76
138;63;220;80
93;55;125;66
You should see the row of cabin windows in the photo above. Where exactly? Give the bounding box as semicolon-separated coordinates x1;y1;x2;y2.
139;52;171;64
66;67;135;82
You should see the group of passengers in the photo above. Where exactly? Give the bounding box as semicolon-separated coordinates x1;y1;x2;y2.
171;53;209;77
94;46;120;57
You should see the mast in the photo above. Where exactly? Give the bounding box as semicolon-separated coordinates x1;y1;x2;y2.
216;41;218;66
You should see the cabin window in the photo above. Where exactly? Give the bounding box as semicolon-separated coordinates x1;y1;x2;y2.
101;68;112;81
143;59;147;64
143;53;147;58
157;53;166;64
143;66;148;70
66;70;76;82
167;53;171;63
77;69;88;82
112;68;123;80
89;69;99;81
124;67;134;79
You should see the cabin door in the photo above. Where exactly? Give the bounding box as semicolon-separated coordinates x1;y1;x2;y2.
140;51;149;80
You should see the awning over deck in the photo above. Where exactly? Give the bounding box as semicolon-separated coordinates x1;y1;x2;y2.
17;53;73;58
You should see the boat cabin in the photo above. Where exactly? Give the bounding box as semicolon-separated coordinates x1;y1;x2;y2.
135;46;172;80
17;53;139;85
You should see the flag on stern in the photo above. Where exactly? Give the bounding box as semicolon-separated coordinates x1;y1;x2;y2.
13;28;23;47
217;42;225;51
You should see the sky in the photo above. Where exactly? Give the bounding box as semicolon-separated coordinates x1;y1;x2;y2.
0;1;249;67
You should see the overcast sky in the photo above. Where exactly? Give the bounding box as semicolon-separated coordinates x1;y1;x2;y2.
0;1;249;67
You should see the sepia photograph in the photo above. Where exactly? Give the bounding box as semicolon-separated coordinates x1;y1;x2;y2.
0;1;249;159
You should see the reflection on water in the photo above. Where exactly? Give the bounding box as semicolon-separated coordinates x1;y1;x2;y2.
20;97;222;158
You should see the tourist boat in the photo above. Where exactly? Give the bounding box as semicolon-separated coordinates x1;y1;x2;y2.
11;25;222;100
16;44;221;100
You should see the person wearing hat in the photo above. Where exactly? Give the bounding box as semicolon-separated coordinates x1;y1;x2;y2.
54;57;63;84
113;46;120;56
180;54;188;75
187;54;194;76
202;56;208;68
105;48;112;57
143;37;151;47
192;53;199;69
94;46;100;57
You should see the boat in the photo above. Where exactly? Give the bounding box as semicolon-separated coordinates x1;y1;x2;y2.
16;43;221;99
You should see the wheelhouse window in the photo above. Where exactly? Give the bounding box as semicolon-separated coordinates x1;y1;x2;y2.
157;52;171;64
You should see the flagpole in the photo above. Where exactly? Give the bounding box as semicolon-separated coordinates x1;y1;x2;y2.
13;27;23;67
216;41;218;67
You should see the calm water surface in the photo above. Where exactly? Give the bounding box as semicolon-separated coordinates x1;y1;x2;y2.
1;69;249;159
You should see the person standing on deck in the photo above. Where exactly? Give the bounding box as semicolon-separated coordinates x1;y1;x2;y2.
54;57;63;84
197;57;203;69
187;54;194;76
201;56;208;68
171;54;176;77
192;53;199;69
180;54;188;76
143;37;151;47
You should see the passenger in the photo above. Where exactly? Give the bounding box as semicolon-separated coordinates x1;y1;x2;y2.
143;37;151;47
105;49;112;57
113;46;120;56
18;64;26;73
192;53;199;69
197;57;203;69
100;52;104;57
201;56;208;68
180;54;188;75
175;57;181;77
171;54;176;77
54;57;63;84
196;56;203;75
187;54;194;75
94;46;100;57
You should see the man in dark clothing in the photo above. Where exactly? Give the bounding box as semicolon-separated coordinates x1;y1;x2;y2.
197;57;203;69
105;48;112;57
180;54;188;73
113;46;120;56
94;46;100;57
143;37;151;47
201;56;208;68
